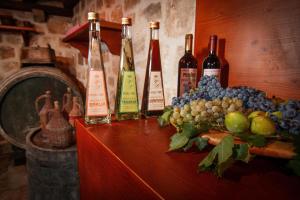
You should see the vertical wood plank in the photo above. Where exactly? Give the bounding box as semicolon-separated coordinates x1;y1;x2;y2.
195;0;300;99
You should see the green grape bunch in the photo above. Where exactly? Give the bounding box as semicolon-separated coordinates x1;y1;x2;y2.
169;97;244;129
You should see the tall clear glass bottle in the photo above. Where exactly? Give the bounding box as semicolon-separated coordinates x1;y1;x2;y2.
115;17;139;120
84;12;111;124
141;21;165;117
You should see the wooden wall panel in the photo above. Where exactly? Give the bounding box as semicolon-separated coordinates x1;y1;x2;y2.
195;0;300;99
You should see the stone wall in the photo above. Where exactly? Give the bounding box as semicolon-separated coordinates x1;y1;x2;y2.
0;0;196;109
73;0;196;106
0;9;79;82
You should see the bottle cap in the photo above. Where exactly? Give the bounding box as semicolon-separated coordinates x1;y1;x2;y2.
185;34;193;39
149;21;159;29
121;17;132;25
88;12;98;21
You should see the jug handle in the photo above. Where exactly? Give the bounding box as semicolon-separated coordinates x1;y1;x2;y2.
75;102;84;116
62;93;69;112
35;94;47;114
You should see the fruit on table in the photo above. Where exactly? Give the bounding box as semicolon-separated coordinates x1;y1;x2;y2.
248;111;265;120
225;111;250;133
251;116;276;136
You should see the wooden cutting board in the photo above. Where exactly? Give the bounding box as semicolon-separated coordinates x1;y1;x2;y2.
201;131;296;159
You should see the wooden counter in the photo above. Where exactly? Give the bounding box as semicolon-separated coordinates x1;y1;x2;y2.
75;118;300;200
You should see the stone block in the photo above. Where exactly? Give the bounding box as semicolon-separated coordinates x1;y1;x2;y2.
104;0;115;8
0;46;15;59
124;0;140;11
97;0;104;9
111;5;123;23
164;0;195;37
47;16;72;34
77;53;84;65
32;9;46;23
142;2;161;21
5;35;23;45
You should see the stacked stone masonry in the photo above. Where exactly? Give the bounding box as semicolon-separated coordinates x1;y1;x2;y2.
0;0;196;108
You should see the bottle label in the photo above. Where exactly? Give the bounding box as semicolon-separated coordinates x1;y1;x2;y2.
86;70;109;116
148;71;165;111
179;68;197;96
120;71;139;113
203;69;221;79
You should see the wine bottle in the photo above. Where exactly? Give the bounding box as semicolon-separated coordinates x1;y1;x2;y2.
115;17;139;120
202;35;221;79
177;34;198;97
141;21;165;117
84;12;111;124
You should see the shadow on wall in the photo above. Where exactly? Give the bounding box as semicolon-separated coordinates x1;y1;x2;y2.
218;38;229;88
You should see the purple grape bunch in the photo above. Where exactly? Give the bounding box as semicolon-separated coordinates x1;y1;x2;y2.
171;75;300;135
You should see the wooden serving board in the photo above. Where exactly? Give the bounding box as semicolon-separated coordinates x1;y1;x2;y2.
201;131;296;159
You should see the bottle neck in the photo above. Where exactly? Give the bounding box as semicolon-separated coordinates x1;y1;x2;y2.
89;19;100;39
122;25;132;39
150;28;159;40
209;36;217;55
185;36;193;54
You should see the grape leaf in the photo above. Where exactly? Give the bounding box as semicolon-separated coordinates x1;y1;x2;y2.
183;137;208;152
217;135;234;165
195;137;209;151
198;146;219;171
169;133;189;151
181;122;200;138
158;107;173;127
198;135;234;176
237;134;266;147
198;135;252;177
287;157;300;176
234;144;251;163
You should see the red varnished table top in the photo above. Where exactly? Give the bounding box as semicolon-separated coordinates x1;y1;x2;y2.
75;118;300;200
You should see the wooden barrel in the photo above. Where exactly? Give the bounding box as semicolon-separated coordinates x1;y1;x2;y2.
26;128;79;200
0;67;83;149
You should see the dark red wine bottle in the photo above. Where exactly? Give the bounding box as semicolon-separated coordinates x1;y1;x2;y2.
202;35;221;79
141;21;165;117
177;34;198;97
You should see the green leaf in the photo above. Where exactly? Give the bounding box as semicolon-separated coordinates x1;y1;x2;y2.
183;137;208;152
195;137;208;151
198;147;219;171
216;157;235;177
233;144;251;163
169;133;189;151
181;122;200;138
287;158;300;176
158;107;173;127
238;134;267;147
217;135;234;165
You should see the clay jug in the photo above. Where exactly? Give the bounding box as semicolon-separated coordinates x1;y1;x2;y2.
46;101;73;148
35;90;53;137
69;96;83;127
62;87;73;120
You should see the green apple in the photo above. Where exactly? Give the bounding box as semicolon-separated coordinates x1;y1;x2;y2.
251;116;276;136
225;111;250;133
248;111;265;120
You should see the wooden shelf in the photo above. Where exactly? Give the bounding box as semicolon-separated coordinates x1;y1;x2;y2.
0;25;39;46
63;21;122;57
75;118;300;200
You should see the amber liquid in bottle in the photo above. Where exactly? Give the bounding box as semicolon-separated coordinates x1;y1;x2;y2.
141;22;165;117
177;34;198;97
115;17;139;120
